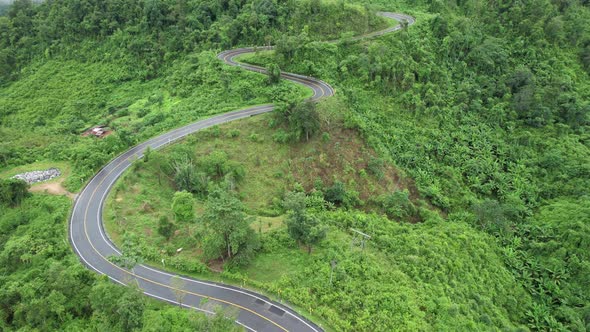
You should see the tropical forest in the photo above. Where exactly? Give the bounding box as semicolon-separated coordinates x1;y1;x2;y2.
0;0;589;331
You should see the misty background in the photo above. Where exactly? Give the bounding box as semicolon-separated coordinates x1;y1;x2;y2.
0;0;44;15
0;0;43;5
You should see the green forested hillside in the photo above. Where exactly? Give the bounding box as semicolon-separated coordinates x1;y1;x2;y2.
308;0;590;329
0;0;383;189
238;1;590;327
1;0;590;331
0;195;244;331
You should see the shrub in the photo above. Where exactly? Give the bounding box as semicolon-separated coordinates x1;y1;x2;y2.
379;190;416;220
157;216;175;240
227;129;240;138
367;157;385;179
325;181;346;206
248;133;260;142
272;129;290;143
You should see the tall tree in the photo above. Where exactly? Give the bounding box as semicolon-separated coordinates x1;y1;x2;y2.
201;188;256;261
283;191;326;254
90;279;145;331
275;100;321;142
108;233;144;270
171;190;195;237
170;276;186;308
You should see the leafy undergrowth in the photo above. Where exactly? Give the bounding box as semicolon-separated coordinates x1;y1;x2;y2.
107;198;531;331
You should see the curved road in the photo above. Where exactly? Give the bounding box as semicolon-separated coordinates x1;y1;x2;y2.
69;12;414;332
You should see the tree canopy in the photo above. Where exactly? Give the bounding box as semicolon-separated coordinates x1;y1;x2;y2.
201;187;258;265
284;191;326;254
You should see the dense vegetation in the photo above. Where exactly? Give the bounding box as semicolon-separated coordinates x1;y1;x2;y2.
0;0;383;190
242;1;590;328
0;0;385;330
0;195;243;331
1;0;590;331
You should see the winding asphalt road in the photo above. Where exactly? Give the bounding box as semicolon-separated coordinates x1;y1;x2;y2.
69;12;414;332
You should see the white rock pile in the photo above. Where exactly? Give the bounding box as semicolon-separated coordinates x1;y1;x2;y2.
12;168;61;184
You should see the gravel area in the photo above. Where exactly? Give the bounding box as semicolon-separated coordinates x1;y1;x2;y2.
12;168;61;184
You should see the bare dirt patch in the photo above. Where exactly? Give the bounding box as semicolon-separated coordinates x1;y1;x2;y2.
30;178;75;199
289;127;413;201
207;258;225;273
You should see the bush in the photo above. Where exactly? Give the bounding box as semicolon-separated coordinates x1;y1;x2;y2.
227;129;240;138
267;63;281;84
325;181;347;206
157;216;175;240
272;129;291;143
0;179;29;207
168;256;207;274
379;190;416;220
172;157;197;192
248;133;261;142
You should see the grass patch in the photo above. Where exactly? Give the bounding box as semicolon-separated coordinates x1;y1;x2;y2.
233;50;275;68
241;250;304;283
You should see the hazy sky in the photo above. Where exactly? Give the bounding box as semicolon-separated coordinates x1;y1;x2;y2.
0;0;44;5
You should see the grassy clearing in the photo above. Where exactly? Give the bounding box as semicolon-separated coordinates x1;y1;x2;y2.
102;102;427;330
233;51;275;67
0;160;71;181
104;106;414;261
105;106;416;248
